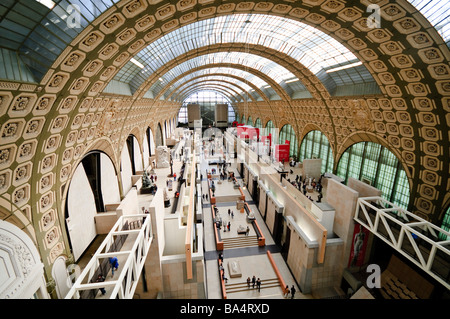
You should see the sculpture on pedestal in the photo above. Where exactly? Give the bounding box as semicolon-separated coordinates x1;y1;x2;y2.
163;188;171;207
156;146;170;168
140;171;154;194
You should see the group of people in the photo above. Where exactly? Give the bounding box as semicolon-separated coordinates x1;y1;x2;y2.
284;284;297;299
95;256;120;296
247;275;262;292
286;173;324;203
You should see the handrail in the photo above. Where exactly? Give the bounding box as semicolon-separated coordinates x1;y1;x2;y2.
185;150;196;280
244;202;265;246
211;204;224;251
267;251;286;294
219;259;227;299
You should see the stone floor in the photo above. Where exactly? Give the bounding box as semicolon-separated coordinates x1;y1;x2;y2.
199;142;309;299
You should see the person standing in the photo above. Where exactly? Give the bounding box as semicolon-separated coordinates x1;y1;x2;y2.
109;257;119;277
252;275;256;288
246;226;250;236
284;285;290;298
256;278;261;292
247;277;251;288
96;274;106;295
290;285;296;299
227;221;231;231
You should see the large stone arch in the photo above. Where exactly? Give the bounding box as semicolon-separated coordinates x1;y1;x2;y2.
0;0;447;281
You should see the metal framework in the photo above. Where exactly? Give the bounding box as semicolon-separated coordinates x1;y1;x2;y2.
355;196;450;291
65;214;153;299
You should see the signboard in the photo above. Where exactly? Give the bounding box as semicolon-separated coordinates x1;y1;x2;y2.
275;144;290;163
260;133;272;147
237;126;259;140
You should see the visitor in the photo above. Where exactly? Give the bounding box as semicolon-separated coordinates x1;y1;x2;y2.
290;285;296;299
96;274;106;295
252;275;256;288
256;278;261;292
109;257;119;277
247;277;251;288
284;285;290;298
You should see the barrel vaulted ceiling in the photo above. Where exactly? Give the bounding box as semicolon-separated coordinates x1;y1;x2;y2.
0;0;449;280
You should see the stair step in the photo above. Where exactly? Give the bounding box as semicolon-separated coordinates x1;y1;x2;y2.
224;279;281;294
225;278;279;289
222;236;257;242
223;242;259;249
226;283;280;292
222;240;258;245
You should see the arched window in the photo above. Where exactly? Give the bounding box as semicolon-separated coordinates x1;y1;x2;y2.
265;120;276;140
241;114;246;124
336;141;410;209
279;124;298;158
247;116;253;126
298;130;334;173
228;105;236;123
254;118;262;129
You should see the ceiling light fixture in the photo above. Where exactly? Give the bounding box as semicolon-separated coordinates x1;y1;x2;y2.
326;61;362;73
36;0;56;10
130;58;145;69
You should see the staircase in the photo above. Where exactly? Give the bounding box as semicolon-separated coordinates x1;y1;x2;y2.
225;278;280;294
222;235;259;249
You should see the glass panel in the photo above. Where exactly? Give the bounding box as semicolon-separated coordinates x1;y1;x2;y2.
439;207;450;240
337;142;410;209
179;90;232;127
298;130;334;173
279;124;298;158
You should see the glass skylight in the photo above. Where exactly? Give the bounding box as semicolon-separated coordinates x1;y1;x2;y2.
169;76;256;101
0;0;120;80
407;0;450;44
114;14;370;94
143;52;296;98
151;67;270;99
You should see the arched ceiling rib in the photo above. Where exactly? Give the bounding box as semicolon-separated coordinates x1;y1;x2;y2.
172;78;257;103
0;1;447;84
154;67;270;100
179;86;241;104
152;63;293;102
114;50;302;96
164;73;267;102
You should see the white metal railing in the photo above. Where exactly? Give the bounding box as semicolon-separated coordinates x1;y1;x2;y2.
355;196;450;290
65;214;153;299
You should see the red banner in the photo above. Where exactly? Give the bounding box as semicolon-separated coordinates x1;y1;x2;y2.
237;126;259;140
348;223;370;267
275;144;290;163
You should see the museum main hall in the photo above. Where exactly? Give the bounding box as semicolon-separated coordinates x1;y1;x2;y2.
0;0;449;301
